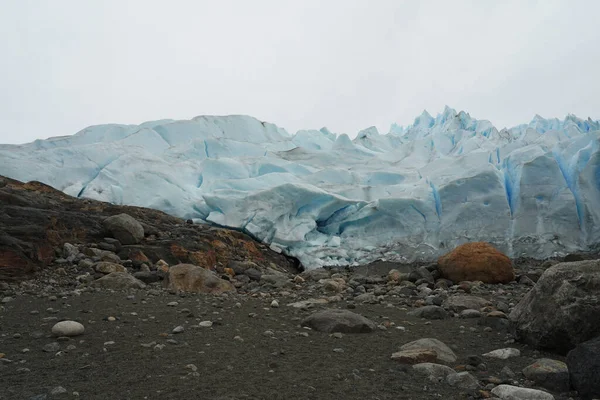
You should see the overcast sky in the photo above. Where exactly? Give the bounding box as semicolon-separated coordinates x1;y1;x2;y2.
1;0;599;144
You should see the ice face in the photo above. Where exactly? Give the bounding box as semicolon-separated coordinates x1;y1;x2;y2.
1;110;599;268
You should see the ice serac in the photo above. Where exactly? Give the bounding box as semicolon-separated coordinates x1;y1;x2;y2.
1;109;599;268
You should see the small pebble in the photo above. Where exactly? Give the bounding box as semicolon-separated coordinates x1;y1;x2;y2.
172;326;185;334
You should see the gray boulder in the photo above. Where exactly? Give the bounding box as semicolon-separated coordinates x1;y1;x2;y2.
412;363;457;383
103;214;144;245
491;385;554;400
522;358;570;393
301;309;376;333
566;336;600;400
443;295;491;313
400;338;457;363
509;260;600;354
91;272;146;290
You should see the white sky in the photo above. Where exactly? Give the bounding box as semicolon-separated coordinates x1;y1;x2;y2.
1;0;599;144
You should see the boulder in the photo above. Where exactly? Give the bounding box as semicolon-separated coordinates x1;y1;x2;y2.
509;260;600;354
391;349;438;364
566;336;600;400
490;385;554;400
51;321;85;337
483;348;520;360
399;338;457;363
443;295;491;313
446;372;480;390
301;309;376;333
412;363;457;382
300;268;331;281
522;358;570;393
102;214;144;245
437;242;514;283
93;262;126;274
165;264;235;294
91;272;146;290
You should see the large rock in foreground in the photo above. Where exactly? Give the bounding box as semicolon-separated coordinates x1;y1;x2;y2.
566;336;600;400
437;242;514;284
301;309;376;333
509;260;600;354
103;214;144;245
165;264;235;294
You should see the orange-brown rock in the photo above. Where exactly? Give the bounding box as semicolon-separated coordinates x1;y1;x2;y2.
437;242;515;284
165;264;235;294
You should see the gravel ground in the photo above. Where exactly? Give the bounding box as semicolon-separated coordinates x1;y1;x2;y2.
0;284;578;400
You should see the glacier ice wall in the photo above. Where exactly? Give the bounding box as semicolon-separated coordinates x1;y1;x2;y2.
1;109;599;268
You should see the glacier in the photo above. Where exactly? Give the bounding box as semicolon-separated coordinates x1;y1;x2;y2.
1;107;599;268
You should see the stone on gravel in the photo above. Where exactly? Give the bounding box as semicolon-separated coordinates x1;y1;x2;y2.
478;313;510;331
301;268;330;281
437;242;515;284
391;349;437;364
260;274;289;288
566;335;600;400
399;338;457;363
412;363;457;382
91;272;146;290
509;260;600;354
522;358;570;393
482;348;520;360
446;371;480;390
354;293;378;303
165;264;234;294
287;299;329;309
50;386;67;396
94;262;126;274
460;309;482;318
320;278;346;293
102;213;144;245
51;321;84;337
408;305;447;320
444;295;491;313
301;309;376;333
62;243;79;259
172;326;184;334
490;384;555;400
42;342;60;353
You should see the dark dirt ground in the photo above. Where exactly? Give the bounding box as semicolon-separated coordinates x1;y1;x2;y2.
0;287;575;400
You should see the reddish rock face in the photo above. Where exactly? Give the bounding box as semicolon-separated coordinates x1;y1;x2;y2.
437;242;515;284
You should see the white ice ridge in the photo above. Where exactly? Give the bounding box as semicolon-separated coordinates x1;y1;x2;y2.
1;108;599;268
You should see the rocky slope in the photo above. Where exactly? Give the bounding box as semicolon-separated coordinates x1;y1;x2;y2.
0;176;299;281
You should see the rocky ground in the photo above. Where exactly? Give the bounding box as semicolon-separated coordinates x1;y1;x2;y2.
1;176;599;400
0;251;592;400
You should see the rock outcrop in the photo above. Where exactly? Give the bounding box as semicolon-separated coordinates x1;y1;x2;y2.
0;176;300;281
